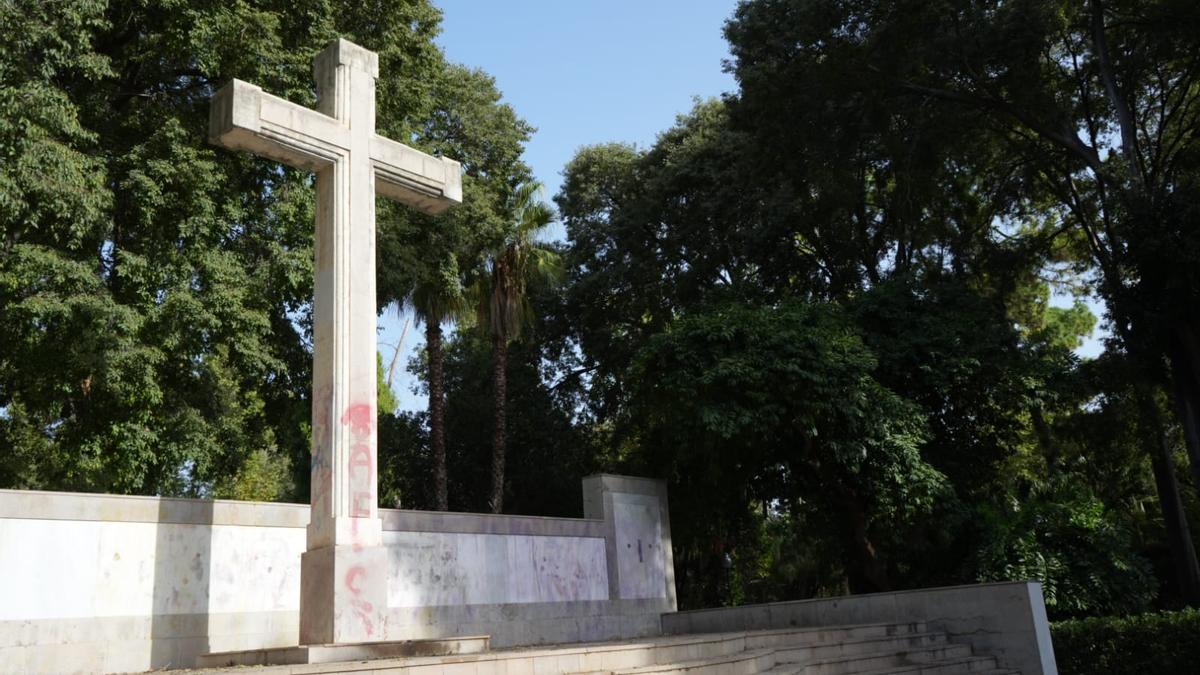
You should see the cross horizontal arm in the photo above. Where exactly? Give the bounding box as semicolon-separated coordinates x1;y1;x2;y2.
209;79;350;172
371;135;462;215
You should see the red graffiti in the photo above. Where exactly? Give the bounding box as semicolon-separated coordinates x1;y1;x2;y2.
345;565;375;637
345;565;366;593
351;598;375;636
349;443;372;478
340;403;374;437
351;491;372;518
349;442;373;522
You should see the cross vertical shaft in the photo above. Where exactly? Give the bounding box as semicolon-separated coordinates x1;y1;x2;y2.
209;37;461;645
309;41;381;552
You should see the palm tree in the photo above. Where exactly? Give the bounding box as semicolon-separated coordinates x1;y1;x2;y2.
406;260;466;511
473;182;562;513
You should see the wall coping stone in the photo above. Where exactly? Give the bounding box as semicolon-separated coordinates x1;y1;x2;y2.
666;580;1044;616
0;489;604;537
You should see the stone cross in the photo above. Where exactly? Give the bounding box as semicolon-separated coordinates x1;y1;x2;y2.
209;39;461;645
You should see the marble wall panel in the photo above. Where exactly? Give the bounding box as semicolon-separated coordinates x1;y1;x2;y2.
384;531;608;608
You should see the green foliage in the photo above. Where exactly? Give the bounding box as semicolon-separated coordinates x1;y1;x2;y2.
6;0;1200;623
1052;609;1200;675
217;447;292;503
473;182;562;346
376;354;399;417
974;478;1156;618
551;87;1178;610
621;299;946;598
401;325;597;517
376;410;429;510
0;0;530;501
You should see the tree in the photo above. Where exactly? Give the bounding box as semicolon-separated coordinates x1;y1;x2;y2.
472;182;561;513
376;353;399;416
724;0;1200;606
0;0;530;505
622;299;945;595
435;317;599;517
405;268;466;511
554;53;1177;609
375;62;534;513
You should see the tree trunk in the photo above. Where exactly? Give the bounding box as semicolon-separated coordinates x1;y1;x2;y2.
1170;321;1200;492
427;320;448;511
489;336;508;513
838;485;891;593
1139;387;1200;605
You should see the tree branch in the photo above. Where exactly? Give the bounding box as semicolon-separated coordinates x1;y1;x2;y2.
1090;0;1148;189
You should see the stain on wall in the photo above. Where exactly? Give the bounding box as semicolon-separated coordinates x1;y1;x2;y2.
385;531;609;608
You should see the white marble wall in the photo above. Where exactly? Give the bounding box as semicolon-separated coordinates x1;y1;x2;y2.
0;478;676;674
0;519;304;621
613;496;668;600
386;531;609;607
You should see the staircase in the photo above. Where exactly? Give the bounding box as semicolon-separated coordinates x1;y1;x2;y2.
184;621;1017;674
555;621;1017;675
595;619;1017;667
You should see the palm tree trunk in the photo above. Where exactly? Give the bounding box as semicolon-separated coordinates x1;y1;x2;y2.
427;320;448;511
489;335;508;513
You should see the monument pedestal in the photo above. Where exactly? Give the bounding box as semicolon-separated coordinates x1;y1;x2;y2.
195;635;491;668
300;544;389;644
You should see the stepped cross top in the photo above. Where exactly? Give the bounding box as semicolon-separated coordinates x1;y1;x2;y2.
209;38;461;645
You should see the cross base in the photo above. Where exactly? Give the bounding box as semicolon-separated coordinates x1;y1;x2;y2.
300;544;389;644
195;635;491;668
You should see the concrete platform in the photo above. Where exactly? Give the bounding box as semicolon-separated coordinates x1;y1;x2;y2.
195;635;490;668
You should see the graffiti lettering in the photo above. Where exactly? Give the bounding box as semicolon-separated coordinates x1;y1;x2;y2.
340;402;374;437
349;443;372;478
345;565;375;636
351;491;372;518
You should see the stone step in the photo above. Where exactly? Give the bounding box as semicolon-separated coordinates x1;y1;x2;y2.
560;623;929;673
490;623;933;675
744;622;928;650
800;644;974;675
174;623;989;675
847;656;1006;675
774;632;947;663
757;665;803;675
195;635;491;668
610;648;778;675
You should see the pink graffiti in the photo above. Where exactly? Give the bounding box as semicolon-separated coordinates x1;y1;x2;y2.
349;442;373;523
345;565;366;593
349;443;372;478
340;403;374;437
345;565;375;637
351;491;372;518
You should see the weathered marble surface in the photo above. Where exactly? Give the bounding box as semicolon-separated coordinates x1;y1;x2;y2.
0;474;676;674
386;531;609;607
0;519;304;621
210;37;464;646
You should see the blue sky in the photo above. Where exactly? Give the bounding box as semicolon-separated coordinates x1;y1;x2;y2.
380;0;742;411
378;0;1105;412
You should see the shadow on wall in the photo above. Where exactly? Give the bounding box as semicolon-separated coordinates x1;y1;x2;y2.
149;497;213;669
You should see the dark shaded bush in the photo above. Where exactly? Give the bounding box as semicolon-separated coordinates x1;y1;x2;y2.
1051;609;1200;675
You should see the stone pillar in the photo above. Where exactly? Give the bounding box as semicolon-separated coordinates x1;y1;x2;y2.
583;474;678;611
301;40;387;645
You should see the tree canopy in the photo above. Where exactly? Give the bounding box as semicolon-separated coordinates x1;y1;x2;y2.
0;0;531;501
4;0;1200;619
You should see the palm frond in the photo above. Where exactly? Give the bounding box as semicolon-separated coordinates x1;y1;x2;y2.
471;181;564;344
